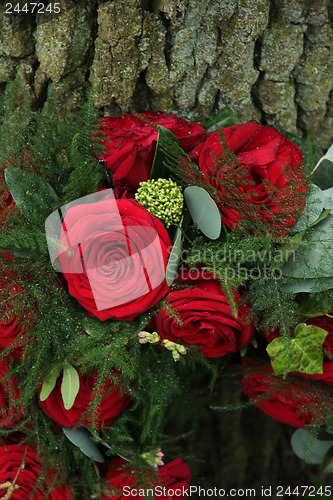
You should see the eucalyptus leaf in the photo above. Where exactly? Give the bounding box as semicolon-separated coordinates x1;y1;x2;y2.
281;215;333;279
291;184;324;232
4;167;59;224
39;366;62;401
184;186;221;240
291;428;333;465
281;276;333;294
62;427;105;463
312;159;333;190
166;217;183;286
61;364;80;410
266;323;328;375
321;143;333;164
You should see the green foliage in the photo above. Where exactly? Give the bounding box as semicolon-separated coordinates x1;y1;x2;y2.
266;323;328;375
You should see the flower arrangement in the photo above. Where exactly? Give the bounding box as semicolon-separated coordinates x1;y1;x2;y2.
1;81;333;498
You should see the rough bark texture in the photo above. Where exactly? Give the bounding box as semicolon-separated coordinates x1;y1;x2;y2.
1;0;333;491
1;0;333;150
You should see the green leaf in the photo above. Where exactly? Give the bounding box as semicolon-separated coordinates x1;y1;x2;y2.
291;428;333;465
266;323;328;375
281;276;333;294
166;216;183;286
321;445;333;473
291;184;324;232
312;156;333;190
62;427;105;463
281;215;333;279
204;106;239;133
323;188;333;210
150;125;184;180
184;186;221;240
4;167;59;224
299;291;333;317
61;364;80;410
39;366;62;401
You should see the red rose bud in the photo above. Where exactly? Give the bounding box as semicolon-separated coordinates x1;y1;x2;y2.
101;457;191;500
241;361;333;428
0;443;72;499
45;189;172;321
98;112;207;191
152;270;255;358
38;370;131;429
190;121;307;234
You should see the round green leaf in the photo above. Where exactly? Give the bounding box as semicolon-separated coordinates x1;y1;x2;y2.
61;364;80;410
63;427;105;463
291;428;333;464
184;186;221;240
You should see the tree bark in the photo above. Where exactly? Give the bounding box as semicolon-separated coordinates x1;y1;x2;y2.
1;0;333;492
1;0;333;150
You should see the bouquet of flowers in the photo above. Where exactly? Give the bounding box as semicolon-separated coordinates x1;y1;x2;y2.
1;82;333;498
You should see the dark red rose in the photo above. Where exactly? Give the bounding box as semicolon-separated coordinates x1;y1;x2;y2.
38;370;131;429
152;271;254;358
307;316;333;359
101;457;191;499
241;362;333;428
58;193;172;321
0;358;22;428
190;121;307;233
98;112;207;191
0;443;72;499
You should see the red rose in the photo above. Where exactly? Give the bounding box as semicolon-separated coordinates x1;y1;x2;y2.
56;193;172;321
307;316;333;359
98;112;207;191
101;457;191;499
152;271;254;358
0;358;22;428
0;443;72;499
38;370;130;429
190;121;307;233
241;362;333;427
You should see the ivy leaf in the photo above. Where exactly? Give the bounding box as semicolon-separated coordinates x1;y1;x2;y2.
166;216;183;286
184;186;221;240
281;276;333;294
204;106;239;133
266;323;328;375
4;167;59;224
61;364;80;410
299;291;333;317
281;215;333;279
63;427;105;463
39;366;62;401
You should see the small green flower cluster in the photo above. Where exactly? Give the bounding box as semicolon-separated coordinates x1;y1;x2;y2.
135;178;183;227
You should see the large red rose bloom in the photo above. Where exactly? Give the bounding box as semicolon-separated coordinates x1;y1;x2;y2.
152;271;254;357
98;112;207;191
101;457;191;499
58;195;172;321
190;121;307;233
0;443;72;499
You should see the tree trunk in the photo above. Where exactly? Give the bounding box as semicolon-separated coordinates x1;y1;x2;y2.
1;0;333;150
1;0;333;492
